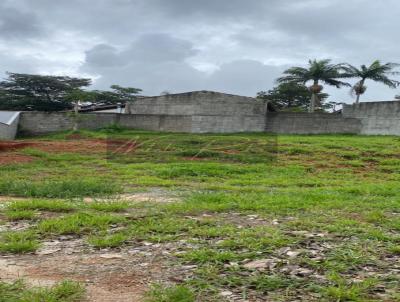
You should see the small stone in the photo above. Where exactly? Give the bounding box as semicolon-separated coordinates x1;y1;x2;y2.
99;253;123;259
243;259;272;269
287;250;301;258
182;265;197;270
220;291;233;297
293;268;313;276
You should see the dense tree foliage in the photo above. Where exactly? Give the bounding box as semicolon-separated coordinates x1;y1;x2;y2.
110;85;142;103
257;82;329;112
0;73;91;111
0;73;142;111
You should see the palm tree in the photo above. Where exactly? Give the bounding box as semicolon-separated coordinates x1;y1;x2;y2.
277;59;350;112
342;60;400;104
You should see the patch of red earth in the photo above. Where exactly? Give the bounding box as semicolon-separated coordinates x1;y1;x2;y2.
0;139;137;155
0;153;34;165
0;139;138;165
65;133;86;140
0;141;36;152
36;140;110;154
43;139;138;154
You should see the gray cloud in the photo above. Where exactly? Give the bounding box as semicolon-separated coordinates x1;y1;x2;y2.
0;3;43;39
83;38;283;96
0;0;400;101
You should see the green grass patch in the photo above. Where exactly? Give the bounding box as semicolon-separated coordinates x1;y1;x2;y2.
87;232;128;248
37;212;125;235
0;179;121;198
145;284;195;302
4;210;36;221
87;201;130;212
7;199;77;212
0;279;85;302
0;230;40;254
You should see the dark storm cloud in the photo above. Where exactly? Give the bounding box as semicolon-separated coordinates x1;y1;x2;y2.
0;2;43;39
0;0;400;100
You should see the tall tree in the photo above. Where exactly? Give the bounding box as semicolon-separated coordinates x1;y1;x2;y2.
257;82;329;112
342;60;400;104
277;59;349;112
0;73;91;111
110;85;142;103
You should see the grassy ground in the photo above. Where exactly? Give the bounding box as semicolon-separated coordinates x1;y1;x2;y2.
0;129;400;301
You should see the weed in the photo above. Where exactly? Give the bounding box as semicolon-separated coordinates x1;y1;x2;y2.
0;230;39;254
0;179;121;198
37;212;125;235
0;279;85;302
323;273;377;301
8;199;76;212
4;209;36;221
87;201;130;212
145;284;195;302
88;232;128;248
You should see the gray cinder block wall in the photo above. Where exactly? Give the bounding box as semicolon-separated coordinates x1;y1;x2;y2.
342;101;400;135
18;112;118;136
265;112;362;134
125;91;268;133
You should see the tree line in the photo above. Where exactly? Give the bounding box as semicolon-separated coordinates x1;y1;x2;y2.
0;73;141;111
258;59;400;112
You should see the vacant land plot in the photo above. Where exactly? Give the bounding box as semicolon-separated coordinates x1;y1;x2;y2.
0;129;399;301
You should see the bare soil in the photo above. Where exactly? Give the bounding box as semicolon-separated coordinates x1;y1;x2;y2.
0;138;138;165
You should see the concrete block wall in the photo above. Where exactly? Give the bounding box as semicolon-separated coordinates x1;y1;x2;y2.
265;112;362;134
121;114;265;133
119;114;193;132
126;91;267;116
124;91;268;133
191;115;266;133
18;112;118;135
343;101;400;135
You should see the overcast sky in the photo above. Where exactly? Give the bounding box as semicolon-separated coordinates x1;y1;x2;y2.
1;0;399;103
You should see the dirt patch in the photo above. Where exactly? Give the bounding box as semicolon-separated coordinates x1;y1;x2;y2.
0;142;36;152
0;134;138;157
0;153;34;165
31;139;137;155
0;237;195;302
0;255;147;302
